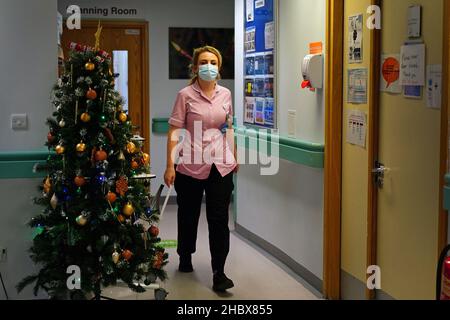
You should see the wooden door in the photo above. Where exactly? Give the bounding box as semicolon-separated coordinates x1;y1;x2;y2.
61;20;150;153
375;0;444;299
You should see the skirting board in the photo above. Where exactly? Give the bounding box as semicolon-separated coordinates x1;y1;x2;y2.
235;223;323;294
341;270;395;300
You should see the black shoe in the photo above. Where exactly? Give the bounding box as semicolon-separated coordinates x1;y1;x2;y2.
213;273;234;292
178;255;193;273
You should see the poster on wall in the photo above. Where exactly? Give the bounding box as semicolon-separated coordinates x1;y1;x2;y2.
348;68;368;104
169;27;234;79
348;14;363;63
244;0;276;129
380;54;402;94
400;43;425;86
346;110;367;148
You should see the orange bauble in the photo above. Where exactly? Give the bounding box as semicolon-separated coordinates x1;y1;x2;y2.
86;88;97;100
123;202;135;217
118;112;127;123
142;153;150;165
95;150;108;162
80;112;91;123
131;160;140;170
55;145;65;155
122;249;133;261
106;192;117;203
74;176;86;187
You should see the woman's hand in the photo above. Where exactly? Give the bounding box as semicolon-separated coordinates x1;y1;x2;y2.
164;167;176;188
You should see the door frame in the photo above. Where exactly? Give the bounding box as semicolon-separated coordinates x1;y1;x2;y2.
439;0;450;255
323;0;344;300
63;20;150;153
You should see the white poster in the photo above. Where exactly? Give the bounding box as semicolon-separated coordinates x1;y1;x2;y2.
246;0;254;22
380;54;402;94
347;110;367;148
265;21;275;50
400;43;425;86
348;14;363;63
426;64;442;109
245;27;256;53
408;5;422;38
348;68;368;104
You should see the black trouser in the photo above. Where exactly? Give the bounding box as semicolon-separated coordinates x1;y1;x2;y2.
175;164;234;274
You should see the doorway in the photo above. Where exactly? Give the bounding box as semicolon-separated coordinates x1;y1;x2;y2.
61;20;150;153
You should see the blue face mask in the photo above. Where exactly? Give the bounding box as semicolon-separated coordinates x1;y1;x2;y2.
198;64;219;82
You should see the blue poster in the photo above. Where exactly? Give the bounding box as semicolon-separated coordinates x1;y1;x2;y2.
244;0;276;129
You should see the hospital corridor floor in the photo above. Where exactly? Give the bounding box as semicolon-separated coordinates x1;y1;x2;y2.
102;204;320;300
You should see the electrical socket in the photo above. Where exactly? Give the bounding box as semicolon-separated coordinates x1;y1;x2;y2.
0;248;7;263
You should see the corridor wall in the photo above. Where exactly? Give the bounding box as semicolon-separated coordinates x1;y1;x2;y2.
234;0;326;291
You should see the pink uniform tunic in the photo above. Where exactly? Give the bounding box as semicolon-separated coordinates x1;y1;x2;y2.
168;82;237;180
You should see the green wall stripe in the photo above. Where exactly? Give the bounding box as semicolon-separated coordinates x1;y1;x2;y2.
152;118;170;134
151;118;325;169
0;149;52;179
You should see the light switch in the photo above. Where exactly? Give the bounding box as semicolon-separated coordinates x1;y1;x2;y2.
11;114;28;130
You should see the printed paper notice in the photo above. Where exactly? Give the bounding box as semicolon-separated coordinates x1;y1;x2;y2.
265;21;275;50
245;27;256;53
348;14;363;63
245;97;256;124
380;54;401;94
348;69;368;104
347;110;367;148
246;0;254;22
426;64;442;109
400;43;425;86
255;0;265;8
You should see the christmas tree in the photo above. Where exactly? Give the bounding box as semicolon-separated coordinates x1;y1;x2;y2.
17;26;168;300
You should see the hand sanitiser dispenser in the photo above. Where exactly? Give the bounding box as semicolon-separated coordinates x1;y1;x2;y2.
301;54;323;90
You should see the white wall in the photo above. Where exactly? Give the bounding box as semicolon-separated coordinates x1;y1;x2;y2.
0;0;57;299
0;0;57;151
234;0;326;282
57;0;235;194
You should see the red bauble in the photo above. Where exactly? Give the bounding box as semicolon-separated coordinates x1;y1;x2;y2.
131;160;140;170
95;150;107;162
86;88;97;100
47;132;55;143
122;249;133;261
149;225;159;237
74;176;86;187
106;192;117;203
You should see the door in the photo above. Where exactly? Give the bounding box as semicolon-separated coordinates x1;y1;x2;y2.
61;20;150;153
375;0;444;299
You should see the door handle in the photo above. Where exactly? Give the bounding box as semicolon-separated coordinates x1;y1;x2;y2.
372;161;389;188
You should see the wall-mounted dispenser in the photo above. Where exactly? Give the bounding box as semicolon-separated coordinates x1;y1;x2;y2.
301;54;323;90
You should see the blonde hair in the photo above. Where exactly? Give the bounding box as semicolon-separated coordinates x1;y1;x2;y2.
189;46;223;85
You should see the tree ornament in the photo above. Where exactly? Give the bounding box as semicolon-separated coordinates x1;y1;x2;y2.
112;251;120;264
115;176;128;196
106;192;117;203
131;160;140;170
118;151;125;161
85;60;95;71
149;225;160;237
76;214;88;226
47;132;55;144
55;145;65;155
118;112;127;123
50;194;58;209
43;177;52;194
59;119;66;128
86;88;97;100
95;149;108;162
76;141;86;153
142;153;150;165
99;113;108;128
80;112;91;123
122;249;133;261
123;202;135;217
126;142;136;154
117;214;125;223
74;176;86;187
